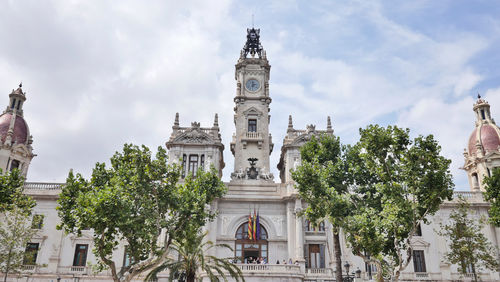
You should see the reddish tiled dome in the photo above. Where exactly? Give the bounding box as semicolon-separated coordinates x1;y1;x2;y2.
0;113;28;144
468;124;500;155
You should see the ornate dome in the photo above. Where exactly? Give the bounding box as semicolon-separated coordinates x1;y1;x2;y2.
468;124;500;156
0;113;29;144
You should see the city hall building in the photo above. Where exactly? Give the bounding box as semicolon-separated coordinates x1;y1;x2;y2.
1;28;499;281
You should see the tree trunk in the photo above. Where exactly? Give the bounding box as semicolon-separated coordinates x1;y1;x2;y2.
333;227;343;282
394;269;400;282
472;263;477;282
4;249;12;282
186;272;196;282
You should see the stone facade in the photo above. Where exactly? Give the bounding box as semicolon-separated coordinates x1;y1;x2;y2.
1;28;500;282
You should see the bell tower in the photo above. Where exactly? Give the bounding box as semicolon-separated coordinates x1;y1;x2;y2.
462;94;500;191
230;28;274;182
0;84;35;177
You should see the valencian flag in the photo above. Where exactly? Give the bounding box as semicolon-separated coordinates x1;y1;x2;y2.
248;213;253;240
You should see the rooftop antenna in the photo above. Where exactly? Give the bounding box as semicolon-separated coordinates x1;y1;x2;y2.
252;13;254;28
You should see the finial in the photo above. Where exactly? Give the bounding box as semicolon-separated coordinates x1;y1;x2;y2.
19;82;22;88
287;115;293;132
213;113;219;127
327;116;333;133
174;112;179;127
252;14;254;28
477;92;481;99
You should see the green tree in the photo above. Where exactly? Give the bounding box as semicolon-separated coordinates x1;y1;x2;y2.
0;169;37;282
484;167;500;227
345;125;454;281
146;228;244;282
0;206;40;282
57;144;227;282
437;197;499;282
292;134;351;282
0;169;34;214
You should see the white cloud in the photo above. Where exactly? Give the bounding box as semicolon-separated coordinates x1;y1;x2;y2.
0;0;497;191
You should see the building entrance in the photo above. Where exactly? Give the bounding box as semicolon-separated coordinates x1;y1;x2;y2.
235;222;268;263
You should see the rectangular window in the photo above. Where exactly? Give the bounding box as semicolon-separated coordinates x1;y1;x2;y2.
365;262;378;276
308;244;325;268
31;214;44;229
200;154;205;171
188;155;198;176
11;99;15;109
73;244;89;266
415;223;422;236
16;100;21;110
413;250;426;272
123;246;134;268
481;109;486;119
23;243;39;265
248;119;257;132
10;160;20;171
182;154;186;178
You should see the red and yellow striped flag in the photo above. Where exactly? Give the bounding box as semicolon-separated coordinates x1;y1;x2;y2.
248;213;253;240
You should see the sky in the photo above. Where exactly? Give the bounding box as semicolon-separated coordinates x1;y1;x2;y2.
1;0;500;190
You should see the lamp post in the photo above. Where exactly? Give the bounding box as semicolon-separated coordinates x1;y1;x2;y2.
343;262;354;282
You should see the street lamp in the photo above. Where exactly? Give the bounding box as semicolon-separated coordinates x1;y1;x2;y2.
343;262;354;282
344;262;350;274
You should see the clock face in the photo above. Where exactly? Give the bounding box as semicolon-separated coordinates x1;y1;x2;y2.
245;79;260;92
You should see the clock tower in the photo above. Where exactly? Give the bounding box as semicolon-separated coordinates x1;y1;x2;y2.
230;28;274;181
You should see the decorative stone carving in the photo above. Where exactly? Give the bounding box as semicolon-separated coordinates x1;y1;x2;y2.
271;216;284;236
173;130;213;144
221;215;234;235
231;168;246;180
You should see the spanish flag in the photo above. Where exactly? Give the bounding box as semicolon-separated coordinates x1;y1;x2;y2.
248;213;253;240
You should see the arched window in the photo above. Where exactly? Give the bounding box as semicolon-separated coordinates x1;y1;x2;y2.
235;222;268;263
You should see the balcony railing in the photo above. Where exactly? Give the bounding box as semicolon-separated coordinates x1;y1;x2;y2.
237;264;300;274
24;182;64;190
21;265;36;272
306;268;333;276
57;266;89;274
452;191;484;202
244;132;263;139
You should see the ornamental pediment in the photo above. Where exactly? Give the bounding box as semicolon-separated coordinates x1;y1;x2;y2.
243;107;263;117
484;150;500;160
410;237;430;248
291;130;318;146
172;129;215;145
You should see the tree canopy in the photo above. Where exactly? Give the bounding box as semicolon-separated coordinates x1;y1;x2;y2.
292;134;351;282
146;227;244;282
0;169;37;282
345;125;454;281
57;144;227;282
483;167;500;227
0;169;34;214
437;197;499;282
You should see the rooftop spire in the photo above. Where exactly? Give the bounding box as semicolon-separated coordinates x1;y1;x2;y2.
242;28;263;58
213;113;219;127
287;115;293;132
327;116;333;133
174;113;179;127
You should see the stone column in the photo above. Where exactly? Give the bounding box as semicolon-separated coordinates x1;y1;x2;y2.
295;198;304;259
287;201;295;260
295;198;305;273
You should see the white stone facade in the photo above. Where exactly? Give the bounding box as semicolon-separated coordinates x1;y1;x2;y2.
1;28;500;282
